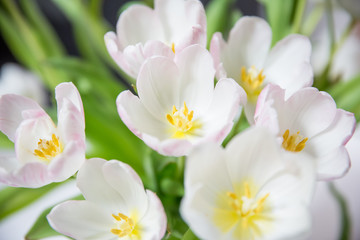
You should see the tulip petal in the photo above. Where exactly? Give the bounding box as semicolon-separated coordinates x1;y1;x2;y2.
0;94;43;141
222;16;272;82
76;158;128;212
264;34;313;97
116;4;165;47
102;160;148;217
155;0;206;48
137;190;167;239
176;45;215;115
137;56;181;118
47;200;114;240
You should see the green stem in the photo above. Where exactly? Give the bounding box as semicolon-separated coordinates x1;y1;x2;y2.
328;182;351;240
292;0;307;33
222;110;248;147
176;156;186;182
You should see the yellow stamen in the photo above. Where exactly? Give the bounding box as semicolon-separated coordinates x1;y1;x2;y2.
110;213;135;238
33;134;63;162
166;102;200;138
282;129;308;152
240;66;265;102
171;43;175;54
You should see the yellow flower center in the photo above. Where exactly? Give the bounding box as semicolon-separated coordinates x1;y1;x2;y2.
240;66;265;102
166;102;200;138
282;129;308;152
33;134;63;162
214;181;272;239
171;42;175;54
111;213;138;238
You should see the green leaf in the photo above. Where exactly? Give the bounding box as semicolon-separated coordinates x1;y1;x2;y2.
205;0;236;47
0;183;62;220
0;132;13;149
24;207;60;240
261;0;295;45
181;229;199;240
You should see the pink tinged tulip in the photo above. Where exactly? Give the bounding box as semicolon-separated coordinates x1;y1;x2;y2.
104;0;207;80
0;82;86;188
180;127;316;240
210;16;313;122
47;158;167;240
116;45;247;157
254;84;356;180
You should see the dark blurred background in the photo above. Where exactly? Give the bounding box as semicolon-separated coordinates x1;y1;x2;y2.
0;0;260;66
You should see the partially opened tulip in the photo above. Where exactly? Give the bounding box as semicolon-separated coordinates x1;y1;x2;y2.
210;16;313;122
47;158;167;240
181;127;315;240
116;45;246;156
105;0;207;80
0;82;86;188
254;84;356;180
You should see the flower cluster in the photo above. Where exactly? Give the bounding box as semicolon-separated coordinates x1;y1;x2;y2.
0;0;357;239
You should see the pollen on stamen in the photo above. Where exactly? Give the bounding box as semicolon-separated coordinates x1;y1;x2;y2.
166;102;199;138
33;134;63;162
282;129;308;152
171;43;175;54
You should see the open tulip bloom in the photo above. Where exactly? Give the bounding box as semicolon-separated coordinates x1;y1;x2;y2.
254;84;356;180
47;158;167;240
210;16;313;122
181;127;315;240
105;0;206;80
0;82;85;188
116;45;246;156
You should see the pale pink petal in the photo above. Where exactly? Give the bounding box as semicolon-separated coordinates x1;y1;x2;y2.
137;56;181;117
267;86;337;138
102;160;148;217
47;200;114;240
0;94;44;141
175;45;215;116
55;82;85;120
48;141;85;182
116;4;165;47
254;84;280;134
264;34;313;97
156;138;193;157
137;190;167;239
210;32;228;80
222;16;272;82
76;158;128;211
105;31;135;78
155;0;206;48
14;115;57;165
0;161;49;188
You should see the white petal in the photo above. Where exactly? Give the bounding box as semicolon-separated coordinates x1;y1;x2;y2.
201;78;246;141
175;45;215;116
47;200;114;240
154;137;193;157
264;34;313;97
0;94;44;141
137;190;167;239
137;56;181;118
76;158;127;211
117;90;169;140
102;160;149;217
307;109;355;179
225;127;285;187
155;0;206;48
116;4;165;47
265;204;312;240
223;16;272;82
